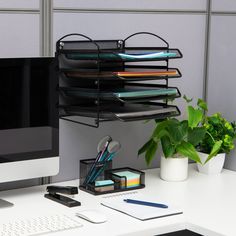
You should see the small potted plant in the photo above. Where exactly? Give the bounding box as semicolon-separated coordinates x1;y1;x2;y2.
138;97;206;181
197;110;236;174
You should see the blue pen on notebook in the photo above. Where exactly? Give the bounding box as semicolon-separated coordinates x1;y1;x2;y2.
124;199;168;209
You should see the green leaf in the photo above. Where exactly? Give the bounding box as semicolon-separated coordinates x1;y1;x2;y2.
138;139;153;156
166;120;186;144
153;129;170;143
209;116;220;124
176;141;202;163
183;95;193;103
204;140;223;164
161;136;175;158
188;127;206;146
145;140;158;166
188;106;203;129
152;119;178;140
197;98;208;111
179;120;189;139
152;120;170;138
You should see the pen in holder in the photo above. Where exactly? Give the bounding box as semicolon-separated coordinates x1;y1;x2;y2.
83;140;121;185
79;158;112;194
82;135;113;185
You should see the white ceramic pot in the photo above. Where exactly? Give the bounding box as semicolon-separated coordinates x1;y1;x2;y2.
197;152;225;175
160;155;188;181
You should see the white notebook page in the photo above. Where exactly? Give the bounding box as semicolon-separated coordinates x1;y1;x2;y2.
101;193;183;221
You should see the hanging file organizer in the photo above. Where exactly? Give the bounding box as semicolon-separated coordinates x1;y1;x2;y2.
56;32;183;128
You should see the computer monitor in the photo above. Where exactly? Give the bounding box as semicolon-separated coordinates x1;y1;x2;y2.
0;57;59;206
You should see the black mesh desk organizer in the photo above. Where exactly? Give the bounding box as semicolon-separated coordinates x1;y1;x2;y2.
79;158;145;195
56;32;182;128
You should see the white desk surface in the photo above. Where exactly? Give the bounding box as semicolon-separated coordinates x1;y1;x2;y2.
0;164;235;236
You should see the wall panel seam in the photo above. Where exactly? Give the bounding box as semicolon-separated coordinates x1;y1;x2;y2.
212;11;236;16
202;0;211;102
53;8;207;15
0;9;39;14
40;0;53;57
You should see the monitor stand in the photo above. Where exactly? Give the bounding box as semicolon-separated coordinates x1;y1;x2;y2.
0;199;14;208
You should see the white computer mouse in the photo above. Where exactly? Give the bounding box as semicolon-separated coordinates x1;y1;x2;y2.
76;210;107;224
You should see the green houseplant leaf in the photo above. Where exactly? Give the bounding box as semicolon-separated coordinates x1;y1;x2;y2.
152;119;174;139
138;139;153;156
161;136;175;158
179;120;188;140
176;141;202;163
183;95;193;103
165;120;187;144
188;127;206;146
145;140;158;166
197;98;208;111
188;106;203;129
204;140;223;164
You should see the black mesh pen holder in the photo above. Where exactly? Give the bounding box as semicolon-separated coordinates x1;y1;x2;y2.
79;158;113;195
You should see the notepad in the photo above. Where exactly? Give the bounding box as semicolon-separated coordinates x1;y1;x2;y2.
112;171;141;188
101;194;183;220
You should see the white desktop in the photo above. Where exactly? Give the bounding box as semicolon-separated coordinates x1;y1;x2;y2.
0;165;236;236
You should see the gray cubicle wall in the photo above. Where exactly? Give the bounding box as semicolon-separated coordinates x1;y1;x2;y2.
3;0;236;188
0;0;40;57
52;0;207;182
207;0;236;171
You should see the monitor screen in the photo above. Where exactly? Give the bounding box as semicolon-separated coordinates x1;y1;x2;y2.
0;58;59;163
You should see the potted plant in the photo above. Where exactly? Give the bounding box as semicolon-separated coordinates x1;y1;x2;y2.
138;97;206;181
197;110;236;174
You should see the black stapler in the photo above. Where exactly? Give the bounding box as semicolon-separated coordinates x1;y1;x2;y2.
44;185;81;207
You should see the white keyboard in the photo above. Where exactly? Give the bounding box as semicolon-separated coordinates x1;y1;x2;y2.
0;214;83;236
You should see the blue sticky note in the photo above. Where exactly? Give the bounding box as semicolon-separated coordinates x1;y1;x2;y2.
95;180;114;186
